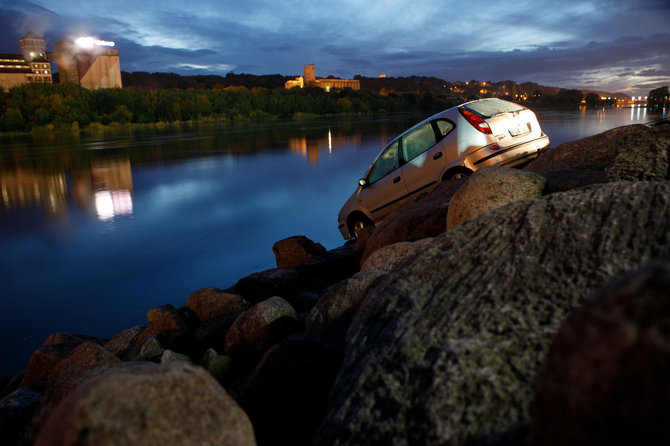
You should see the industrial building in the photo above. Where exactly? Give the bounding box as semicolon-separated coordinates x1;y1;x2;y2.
53;39;122;89
285;64;360;91
0;33;52;91
0;33;122;91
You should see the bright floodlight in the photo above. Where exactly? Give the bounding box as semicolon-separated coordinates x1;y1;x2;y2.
75;36;96;49
75;37;115;49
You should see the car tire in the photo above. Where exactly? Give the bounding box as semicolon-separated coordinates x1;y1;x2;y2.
443;168;473;181
350;216;373;239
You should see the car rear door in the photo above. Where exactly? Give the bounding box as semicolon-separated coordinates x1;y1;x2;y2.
400;119;454;195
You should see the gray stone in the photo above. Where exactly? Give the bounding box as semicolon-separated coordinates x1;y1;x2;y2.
607;125;670;181
34;362;256;446
160;349;192;364
126;335;163;361
531;252;670;446
225;296;300;363
305;268;387;351
200;348;235;384
314;181;670;446
103;325;146;358
361;238;435;271
446;166;546;230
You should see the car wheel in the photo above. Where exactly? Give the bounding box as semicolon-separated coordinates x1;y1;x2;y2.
444;168;473;181
351;217;373;239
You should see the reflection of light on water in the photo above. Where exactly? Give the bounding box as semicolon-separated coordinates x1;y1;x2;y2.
328;129;332;154
95;190;133;220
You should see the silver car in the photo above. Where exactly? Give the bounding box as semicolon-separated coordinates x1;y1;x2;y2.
338;98;550;239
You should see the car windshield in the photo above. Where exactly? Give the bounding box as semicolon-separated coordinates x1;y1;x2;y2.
461;99;525;118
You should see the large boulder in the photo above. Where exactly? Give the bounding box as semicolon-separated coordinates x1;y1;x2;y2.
360;238;435;272
272;235;328;269
531;253;670;446
607;124;670;181
446;166;546;230
103;325;146;358
48;342;120;384
234;268;302;304
225;296;300;364
305;268;387;352
361;178;467;262
313;181;670;446
186;287;250;323
34;362;256;446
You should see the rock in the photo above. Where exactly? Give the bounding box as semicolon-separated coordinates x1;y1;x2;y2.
34;362;256;446
225;296;300;364
234;268;302;304
103;325;146;358
126;334;163;361
293;291;321;313
0;385;48;445
361;238;435;271
48;342;120;384
313;181;670;446
530;169;608;194
607;125;670;181
186;287;250;323
531;253;670;446
234;334;343;446
446;166;546;230
200;348;235;385
160;349;192;364
137;304;190;351
272;235;328;269
21;333;108;387
525;124;647;173
361;178;467;263
193;316;236;353
297;244;364;285
305;268;387;352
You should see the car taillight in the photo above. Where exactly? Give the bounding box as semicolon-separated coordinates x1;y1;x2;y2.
459;108;492;134
491;144;500;150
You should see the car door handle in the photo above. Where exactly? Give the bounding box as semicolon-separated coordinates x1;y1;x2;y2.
433;152;443;160
393;176;401;184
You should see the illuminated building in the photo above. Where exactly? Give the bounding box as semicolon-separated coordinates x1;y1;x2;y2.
53;38;122;89
0;33;53;91
285;64;360;91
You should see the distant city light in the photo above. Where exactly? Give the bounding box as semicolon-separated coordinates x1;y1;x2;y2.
75;37;115;49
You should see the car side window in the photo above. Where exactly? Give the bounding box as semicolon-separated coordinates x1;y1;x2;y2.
401;123;437;162
368;140;400;184
435;119;454;138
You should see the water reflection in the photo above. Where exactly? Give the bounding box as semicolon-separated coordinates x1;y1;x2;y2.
0;168;67;217
289;128;363;165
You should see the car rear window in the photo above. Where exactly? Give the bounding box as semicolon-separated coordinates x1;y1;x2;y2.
461;99;525;118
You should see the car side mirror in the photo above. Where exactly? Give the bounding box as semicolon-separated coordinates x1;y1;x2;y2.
358;178;367;188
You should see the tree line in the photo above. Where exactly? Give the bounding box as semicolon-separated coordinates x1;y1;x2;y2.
0;83;457;132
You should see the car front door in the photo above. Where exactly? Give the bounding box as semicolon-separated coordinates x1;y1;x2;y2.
400;119;454;195
359;139;409;221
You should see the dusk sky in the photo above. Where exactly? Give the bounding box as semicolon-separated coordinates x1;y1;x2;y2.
1;0;669;97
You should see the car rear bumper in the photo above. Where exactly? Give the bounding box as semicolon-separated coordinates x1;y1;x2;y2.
467;135;550;169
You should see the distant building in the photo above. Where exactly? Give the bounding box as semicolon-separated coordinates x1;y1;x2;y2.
53;39;122;89
0;33;53;91
285;64;360;91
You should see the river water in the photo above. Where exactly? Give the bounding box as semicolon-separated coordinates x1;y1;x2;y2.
0;105;664;375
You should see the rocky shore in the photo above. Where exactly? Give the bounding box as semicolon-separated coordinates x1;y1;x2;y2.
1;121;669;445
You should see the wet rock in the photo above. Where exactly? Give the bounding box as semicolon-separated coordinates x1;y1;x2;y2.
272;235;328;269
314;181;670;446
361;178;466;263
361;238;435;271
531;253;670;446
48;342;120;384
234;268;301;304
186;287;250;323
34;362;256;446
225;296;300;365
305;268;387;352
446;166;546;230
234;334;343;446
200;348;235;385
607;125;670;181
103;325;146;358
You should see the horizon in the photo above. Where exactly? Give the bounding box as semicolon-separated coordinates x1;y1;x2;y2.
1;0;669;97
